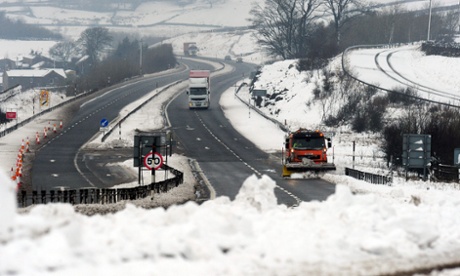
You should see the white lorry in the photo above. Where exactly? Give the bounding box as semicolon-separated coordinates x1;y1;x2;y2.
187;70;211;109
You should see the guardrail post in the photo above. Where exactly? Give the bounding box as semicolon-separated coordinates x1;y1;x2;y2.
41;190;46;204
69;190;76;204
32;191;38;204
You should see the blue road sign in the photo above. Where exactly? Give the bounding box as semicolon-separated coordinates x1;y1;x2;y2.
100;118;109;127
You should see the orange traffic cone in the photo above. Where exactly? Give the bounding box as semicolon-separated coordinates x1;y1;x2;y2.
60;120;63;129
16;180;22;191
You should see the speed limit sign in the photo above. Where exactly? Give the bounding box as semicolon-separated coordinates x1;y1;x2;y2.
143;151;164;170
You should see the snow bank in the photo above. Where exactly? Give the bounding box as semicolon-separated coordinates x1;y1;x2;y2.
0;171;16;242
3;171;460;275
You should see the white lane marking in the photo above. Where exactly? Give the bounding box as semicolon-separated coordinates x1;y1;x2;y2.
194;112;302;206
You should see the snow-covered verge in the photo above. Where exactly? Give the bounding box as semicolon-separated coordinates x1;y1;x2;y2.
0;86;69;132
2;171;460;275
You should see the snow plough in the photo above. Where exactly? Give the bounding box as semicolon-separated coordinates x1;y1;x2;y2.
282;128;336;177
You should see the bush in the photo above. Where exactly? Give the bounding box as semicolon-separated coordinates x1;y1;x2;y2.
387;87;419;106
297;57;328;71
381;104;460;165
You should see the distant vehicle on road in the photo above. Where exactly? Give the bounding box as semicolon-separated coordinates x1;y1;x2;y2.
225;55;232;61
183;42;198;56
236;57;243;63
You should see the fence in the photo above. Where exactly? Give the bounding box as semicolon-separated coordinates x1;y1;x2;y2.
17;164;183;207
431;164;459;182
345;167;392;185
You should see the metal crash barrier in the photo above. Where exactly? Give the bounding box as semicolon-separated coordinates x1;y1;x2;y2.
345;167;392;185
17;164;183;207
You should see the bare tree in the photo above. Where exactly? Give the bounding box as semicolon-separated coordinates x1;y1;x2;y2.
77;27;113;64
49;40;78;65
249;0;321;59
443;8;460;36
321;0;366;48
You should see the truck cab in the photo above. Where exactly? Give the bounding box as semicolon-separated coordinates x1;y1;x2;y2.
282;128;336;177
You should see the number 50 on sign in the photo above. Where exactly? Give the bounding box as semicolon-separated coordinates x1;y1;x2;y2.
143;151;164;170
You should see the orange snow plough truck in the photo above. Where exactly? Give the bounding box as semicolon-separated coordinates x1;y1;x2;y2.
282;128;336;177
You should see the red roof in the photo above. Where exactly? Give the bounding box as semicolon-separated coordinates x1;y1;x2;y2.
189;70;210;78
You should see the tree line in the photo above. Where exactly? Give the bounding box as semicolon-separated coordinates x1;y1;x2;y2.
0;12;62;40
250;0;457;63
47;27;177;96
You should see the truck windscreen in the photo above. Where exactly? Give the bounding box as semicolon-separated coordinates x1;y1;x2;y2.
293;137;325;149
190;88;207;95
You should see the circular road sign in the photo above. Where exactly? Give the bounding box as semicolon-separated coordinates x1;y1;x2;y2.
100;118;109;127
143;151;164;170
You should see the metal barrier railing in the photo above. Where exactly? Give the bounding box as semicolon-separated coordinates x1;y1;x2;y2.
345;167;392;185
17;163;183;207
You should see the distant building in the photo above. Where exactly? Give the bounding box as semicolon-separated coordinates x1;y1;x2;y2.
0;58;16;73
21;54;59;69
2;69;67;91
0;58;16;91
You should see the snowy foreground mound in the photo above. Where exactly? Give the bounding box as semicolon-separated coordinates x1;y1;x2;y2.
1;172;460;275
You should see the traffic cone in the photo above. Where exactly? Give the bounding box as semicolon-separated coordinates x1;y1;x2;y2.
26;143;30;153
53;124;57;133
36;136;40;144
60;120;63;129
16;179;22;191
21;139;25;150
43;127;47;139
16;176;21;190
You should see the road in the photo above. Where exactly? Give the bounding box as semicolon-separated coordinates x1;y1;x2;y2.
30;58;335;207
29;61;207;190
167;60;335;207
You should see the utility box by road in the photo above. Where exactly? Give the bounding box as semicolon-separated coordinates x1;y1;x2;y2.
402;134;431;180
455;148;460;166
402;134;431;168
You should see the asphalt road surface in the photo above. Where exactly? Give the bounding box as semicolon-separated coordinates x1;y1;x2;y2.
167;60;336;207
30;61;207;190
30;58;335;207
